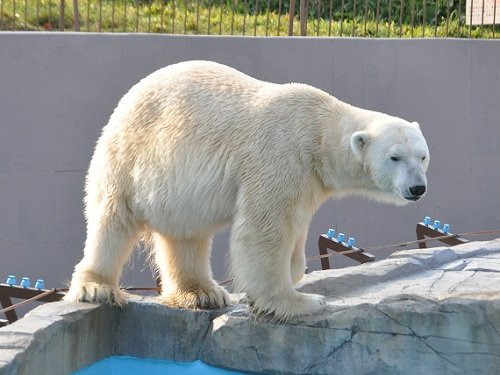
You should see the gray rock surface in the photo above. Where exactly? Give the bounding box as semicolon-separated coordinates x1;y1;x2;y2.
0;302;119;375
115;297;219;361
202;240;500;374
1;240;500;374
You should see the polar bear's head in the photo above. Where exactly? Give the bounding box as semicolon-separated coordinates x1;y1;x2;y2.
350;119;430;206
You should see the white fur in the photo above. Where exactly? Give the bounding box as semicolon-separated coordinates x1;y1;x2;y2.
65;61;429;321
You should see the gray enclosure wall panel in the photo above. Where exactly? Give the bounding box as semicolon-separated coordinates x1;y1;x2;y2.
1;33;499;293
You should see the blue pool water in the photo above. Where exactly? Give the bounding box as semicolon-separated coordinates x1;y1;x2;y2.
73;356;246;374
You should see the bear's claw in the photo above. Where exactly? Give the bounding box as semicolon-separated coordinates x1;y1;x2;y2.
250;291;326;322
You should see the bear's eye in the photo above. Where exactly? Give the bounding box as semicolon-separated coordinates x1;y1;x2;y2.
421;156;426;162
390;156;401;162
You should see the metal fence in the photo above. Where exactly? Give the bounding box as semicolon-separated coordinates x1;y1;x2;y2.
0;0;498;37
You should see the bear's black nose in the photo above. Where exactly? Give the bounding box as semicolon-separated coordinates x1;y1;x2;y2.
409;185;426;197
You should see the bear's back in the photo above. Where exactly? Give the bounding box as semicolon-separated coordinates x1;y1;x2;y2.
106;61;274;135
99;60;341;173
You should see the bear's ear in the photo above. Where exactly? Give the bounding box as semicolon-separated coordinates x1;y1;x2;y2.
411;121;420;129
351;131;370;161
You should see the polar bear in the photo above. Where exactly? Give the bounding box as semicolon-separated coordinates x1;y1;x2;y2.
65;60;429;321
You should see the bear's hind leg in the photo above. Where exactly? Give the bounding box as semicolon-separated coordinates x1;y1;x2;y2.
65;199;140;306
154;233;231;309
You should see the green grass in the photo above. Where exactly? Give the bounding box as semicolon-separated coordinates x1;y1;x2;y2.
0;0;498;37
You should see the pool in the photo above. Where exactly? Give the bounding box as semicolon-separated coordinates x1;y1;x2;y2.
73;356;246;375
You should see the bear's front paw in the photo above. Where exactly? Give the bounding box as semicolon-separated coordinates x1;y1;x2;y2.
160;284;232;310
251;291;326;322
64;281;128;307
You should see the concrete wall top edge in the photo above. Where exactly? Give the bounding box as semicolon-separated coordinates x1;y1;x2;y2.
2;31;500;43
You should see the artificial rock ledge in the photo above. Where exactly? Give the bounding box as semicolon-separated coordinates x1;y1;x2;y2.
1;240;500;375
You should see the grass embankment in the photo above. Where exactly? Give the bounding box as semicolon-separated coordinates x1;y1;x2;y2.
0;0;497;37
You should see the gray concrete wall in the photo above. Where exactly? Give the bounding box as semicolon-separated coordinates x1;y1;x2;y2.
1;33;499;295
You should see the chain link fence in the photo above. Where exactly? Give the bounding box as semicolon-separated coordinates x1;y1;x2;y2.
0;0;498;37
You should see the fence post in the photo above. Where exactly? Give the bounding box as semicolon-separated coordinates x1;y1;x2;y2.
73;0;80;31
300;0;307;35
288;0;295;35
59;0;65;31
